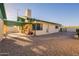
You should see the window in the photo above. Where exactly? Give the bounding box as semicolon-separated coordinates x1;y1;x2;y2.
55;26;59;29
32;24;42;30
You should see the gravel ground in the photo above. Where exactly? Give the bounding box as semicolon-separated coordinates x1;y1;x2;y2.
0;32;79;56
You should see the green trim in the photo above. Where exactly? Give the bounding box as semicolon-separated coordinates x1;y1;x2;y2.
3;20;25;26
17;17;25;22
27;17;61;26
20;16;62;26
0;3;7;19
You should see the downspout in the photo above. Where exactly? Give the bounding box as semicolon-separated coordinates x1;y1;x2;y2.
47;23;49;33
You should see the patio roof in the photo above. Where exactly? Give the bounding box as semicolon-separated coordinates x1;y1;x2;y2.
3;20;25;26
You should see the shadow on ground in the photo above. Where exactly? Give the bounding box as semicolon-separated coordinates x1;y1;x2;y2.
0;32;79;56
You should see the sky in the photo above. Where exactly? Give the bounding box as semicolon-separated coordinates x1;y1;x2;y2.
4;3;79;26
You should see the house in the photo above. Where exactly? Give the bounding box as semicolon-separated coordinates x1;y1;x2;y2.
16;9;62;35
0;3;62;36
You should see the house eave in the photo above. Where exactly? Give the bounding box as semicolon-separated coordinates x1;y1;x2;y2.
19;16;62;26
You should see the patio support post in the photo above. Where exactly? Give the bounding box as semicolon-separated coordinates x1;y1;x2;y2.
34;22;37;36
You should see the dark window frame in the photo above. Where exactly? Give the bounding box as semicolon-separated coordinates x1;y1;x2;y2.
32;23;43;30
55;26;59;29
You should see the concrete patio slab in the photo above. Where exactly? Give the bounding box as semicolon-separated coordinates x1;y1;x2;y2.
0;32;79;56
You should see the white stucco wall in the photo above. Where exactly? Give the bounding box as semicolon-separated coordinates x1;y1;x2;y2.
36;23;48;35
66;28;76;32
36;22;60;35
0;19;4;34
7;26;19;33
0;19;4;41
48;24;59;33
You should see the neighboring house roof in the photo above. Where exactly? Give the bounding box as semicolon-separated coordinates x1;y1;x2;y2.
19;16;62;26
